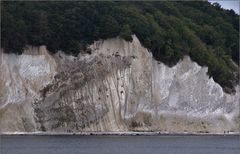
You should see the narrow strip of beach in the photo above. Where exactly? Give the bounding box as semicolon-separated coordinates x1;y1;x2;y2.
1;131;239;136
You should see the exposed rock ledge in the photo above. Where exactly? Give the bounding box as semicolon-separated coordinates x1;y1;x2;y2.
0;36;239;133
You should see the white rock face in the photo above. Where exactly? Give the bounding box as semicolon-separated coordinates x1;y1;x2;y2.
0;36;239;133
0;46;57;106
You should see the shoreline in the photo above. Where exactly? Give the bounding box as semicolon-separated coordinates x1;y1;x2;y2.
1;131;239;136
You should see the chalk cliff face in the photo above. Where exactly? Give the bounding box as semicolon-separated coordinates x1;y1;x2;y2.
0;36;239;133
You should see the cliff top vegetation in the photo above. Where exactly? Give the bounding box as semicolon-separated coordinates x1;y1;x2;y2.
1;1;239;93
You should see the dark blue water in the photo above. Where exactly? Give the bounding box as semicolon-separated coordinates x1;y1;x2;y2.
1;135;239;154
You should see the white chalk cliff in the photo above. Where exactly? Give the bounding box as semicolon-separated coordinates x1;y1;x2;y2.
0;36;239;133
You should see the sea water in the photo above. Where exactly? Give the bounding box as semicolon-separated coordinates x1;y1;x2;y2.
1;135;239;154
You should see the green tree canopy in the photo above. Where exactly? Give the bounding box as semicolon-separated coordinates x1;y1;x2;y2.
1;1;239;93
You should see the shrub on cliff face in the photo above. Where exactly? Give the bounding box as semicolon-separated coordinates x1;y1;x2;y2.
1;1;239;93
130;120;142;128
119;25;133;42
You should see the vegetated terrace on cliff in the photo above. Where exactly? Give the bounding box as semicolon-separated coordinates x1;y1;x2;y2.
1;1;239;93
